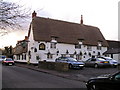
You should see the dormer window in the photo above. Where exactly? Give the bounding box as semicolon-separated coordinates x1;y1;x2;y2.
97;41;102;50
98;41;102;46
50;36;57;49
78;39;84;44
75;39;84;49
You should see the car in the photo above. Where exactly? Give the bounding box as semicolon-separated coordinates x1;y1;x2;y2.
86;71;120;90
99;57;118;68
55;57;85;69
0;55;6;62
0;58;3;62
84;58;111;68
2;58;15;66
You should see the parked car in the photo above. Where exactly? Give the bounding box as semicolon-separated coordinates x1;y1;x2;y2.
99;57;118;68
55;57;85;69
2;58;14;66
0;58;3;62
0;55;6;62
84;58;111;68
86;71;120;90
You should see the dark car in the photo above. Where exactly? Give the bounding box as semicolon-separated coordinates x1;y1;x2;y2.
84;58;111;68
2;58;15;66
55;57;85;69
86;71;120;90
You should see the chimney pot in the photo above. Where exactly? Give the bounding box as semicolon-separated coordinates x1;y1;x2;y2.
80;15;83;24
24;36;28;41
32;11;37;18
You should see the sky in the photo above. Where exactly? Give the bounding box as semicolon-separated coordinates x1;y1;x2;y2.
0;0;119;48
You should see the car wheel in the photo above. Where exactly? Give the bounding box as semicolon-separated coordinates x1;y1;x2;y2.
90;84;99;90
69;64;73;69
113;65;117;68
81;67;84;69
94;64;98;68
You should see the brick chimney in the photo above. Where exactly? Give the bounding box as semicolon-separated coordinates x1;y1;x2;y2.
32;11;37;18
80;15;83;24
24;36;29;41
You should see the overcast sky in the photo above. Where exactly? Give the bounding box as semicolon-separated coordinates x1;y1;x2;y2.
0;0;119;48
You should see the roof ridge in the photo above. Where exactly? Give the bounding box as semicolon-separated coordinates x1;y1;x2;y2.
33;16;98;29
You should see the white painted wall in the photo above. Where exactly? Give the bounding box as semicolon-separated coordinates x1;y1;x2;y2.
28;39;108;63
15;25;108;64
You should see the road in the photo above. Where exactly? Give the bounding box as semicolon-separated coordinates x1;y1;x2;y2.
2;65;86;89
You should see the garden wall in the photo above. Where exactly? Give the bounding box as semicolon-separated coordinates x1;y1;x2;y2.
38;61;69;71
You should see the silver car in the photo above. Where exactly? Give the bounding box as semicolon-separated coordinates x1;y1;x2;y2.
84;58;111;68
99;57;118;68
55;57;85;69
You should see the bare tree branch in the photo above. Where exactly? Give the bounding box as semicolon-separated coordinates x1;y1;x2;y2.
0;0;31;30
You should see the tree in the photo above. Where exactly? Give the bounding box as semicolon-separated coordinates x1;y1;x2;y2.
0;0;30;30
3;46;13;58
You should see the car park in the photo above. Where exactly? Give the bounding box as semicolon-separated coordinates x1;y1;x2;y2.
84;58;111;68
55;57;85;69
86;71;120;90
99;57;118;68
2;58;14;66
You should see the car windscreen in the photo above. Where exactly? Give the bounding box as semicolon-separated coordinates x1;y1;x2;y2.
67;57;77;61
97;58;106;61
105;57;112;60
6;58;13;61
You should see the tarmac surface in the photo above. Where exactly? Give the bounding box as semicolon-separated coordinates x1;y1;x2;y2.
15;63;119;83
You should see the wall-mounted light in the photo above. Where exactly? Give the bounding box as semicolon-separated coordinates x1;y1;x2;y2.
66;50;69;54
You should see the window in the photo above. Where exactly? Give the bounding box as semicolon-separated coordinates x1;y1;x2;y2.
89;52;92;57
79;51;83;56
87;46;92;51
97;46;101;50
97;41;102;50
34;48;37;52
24;54;26;60
76;55;82;60
50;43;56;49
98;52;101;56
75;44;81;49
47;54;53;59
39;43;46;50
22;55;23;60
28;51;31;59
61;54;66;57
70;54;74;58
98;42;102;46
17;55;20;60
36;56;39;60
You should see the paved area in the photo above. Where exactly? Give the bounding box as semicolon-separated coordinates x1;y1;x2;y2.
3;65;85;88
16;63;119;83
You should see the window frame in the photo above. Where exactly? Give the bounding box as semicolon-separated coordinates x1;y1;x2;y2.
39;43;46;50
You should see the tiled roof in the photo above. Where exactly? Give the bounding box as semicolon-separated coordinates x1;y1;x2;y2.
104;40;120;54
13;42;27;55
29;17;108;47
103;48;120;54
107;40;120;49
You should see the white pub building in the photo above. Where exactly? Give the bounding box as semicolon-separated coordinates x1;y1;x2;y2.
14;11;108;64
